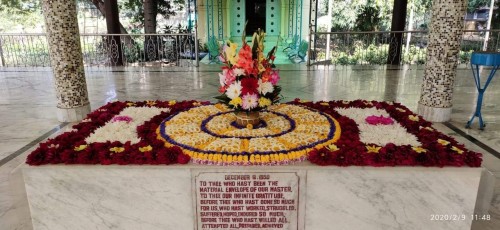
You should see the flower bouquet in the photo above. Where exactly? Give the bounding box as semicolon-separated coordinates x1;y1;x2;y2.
214;28;282;126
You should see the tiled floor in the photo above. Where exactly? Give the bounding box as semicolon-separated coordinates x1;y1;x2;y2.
0;65;499;229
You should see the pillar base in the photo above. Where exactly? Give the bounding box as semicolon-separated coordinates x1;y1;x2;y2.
417;103;451;122
56;104;91;122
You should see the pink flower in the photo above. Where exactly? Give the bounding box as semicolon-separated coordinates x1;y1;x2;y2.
365;115;394;125
270;70;280;85
111;116;133;123
242;93;258;110
218;69;236;86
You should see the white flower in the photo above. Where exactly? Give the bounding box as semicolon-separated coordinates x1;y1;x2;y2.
258;79;274;95
233;68;245;76
225;81;242;99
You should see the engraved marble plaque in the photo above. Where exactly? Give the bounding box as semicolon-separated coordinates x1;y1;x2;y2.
194;171;302;230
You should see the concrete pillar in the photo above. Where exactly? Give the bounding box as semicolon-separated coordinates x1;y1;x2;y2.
41;0;91;122
417;0;468;122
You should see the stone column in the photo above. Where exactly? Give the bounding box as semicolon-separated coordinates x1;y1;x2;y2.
417;0;467;122
41;0;91;122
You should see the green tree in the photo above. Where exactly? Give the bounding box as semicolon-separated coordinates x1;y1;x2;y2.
120;0;184;32
0;0;39;13
468;0;490;12
320;0;392;31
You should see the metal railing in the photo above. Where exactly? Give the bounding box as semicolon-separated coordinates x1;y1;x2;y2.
0;33;199;67
308;30;500;66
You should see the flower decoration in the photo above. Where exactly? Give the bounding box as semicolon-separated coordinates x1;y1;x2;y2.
112;115;133;123
25;100;483;168
412;146;427;153
366;145;382;153
215;27;281;112
74;145;87;151
452;146;464;154
146;101;157;106
110;147;125;153
408;115;420;121
326;144;339;151
437;139;450;146
139;145;153;152
365;115;394;125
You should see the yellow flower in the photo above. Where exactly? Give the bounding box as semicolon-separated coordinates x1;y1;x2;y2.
250;155;256;163
424;127;434;131
229;97;242;107
139;145;153;152
243;155;248;163
299;99;310;103
366;145;381;153
326;144;339;152
146;100;156;106
193;102;202;106
168;100;177;106
246;124;253;129
237;155;243;162
412;146;427;153
396;108;406;112
258;97;272;107
262;155;270;163
126;102;135;107
74;145;87;151
320;102;329;106
225;42;239;65
437;139;450;146
258;62;266;73
110;147;125;153
408;115;419;121
255;155;261;163
451;146;464;154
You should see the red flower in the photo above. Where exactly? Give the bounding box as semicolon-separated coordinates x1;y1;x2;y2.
241;77;259;95
177;153;191;164
308;148;332;166
330;150;349;166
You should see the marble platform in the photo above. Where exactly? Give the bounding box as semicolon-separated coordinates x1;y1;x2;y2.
23;164;482;230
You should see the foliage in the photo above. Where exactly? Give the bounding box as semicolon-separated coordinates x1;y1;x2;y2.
321;42;478;65
0;0;39;13
119;0;184;27
319;0;434;32
459;50;474;64
467;0;491;12
318;0;392;31
0;0;42;32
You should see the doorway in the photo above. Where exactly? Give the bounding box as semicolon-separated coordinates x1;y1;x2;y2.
245;0;266;35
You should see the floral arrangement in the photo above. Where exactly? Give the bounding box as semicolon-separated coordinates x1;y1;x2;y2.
215;29;281;112
26;99;482;167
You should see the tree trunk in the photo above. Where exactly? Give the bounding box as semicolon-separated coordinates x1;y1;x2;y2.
89;0;134;44
104;0;123;66
144;0;159;61
387;0;408;65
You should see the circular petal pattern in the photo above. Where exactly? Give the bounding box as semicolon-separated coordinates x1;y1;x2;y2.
157;104;341;165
